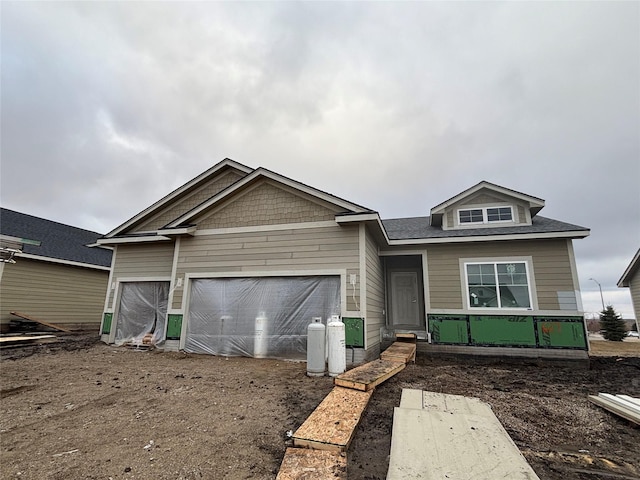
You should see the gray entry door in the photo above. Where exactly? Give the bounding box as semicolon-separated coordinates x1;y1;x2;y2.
390;271;423;328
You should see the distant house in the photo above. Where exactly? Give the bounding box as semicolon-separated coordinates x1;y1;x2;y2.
618;249;640;331
97;159;590;361
0;208;112;332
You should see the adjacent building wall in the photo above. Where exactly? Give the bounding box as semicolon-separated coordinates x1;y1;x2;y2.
1;258;108;331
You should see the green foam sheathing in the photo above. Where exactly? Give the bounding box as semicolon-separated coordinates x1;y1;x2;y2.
101;313;113;334
428;315;469;344
469;315;536;346
536;317;587;348
166;314;183;340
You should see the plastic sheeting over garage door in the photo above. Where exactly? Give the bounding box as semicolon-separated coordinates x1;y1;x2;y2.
185;276;341;359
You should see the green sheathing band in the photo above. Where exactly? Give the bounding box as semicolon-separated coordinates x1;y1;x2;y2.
166;314;183;340
343;317;365;347
101;313;113;334
427;314;587;350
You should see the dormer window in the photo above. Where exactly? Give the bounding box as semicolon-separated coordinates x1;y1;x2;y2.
458;206;513;225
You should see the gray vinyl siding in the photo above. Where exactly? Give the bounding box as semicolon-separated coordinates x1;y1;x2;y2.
364;227;384;350
173;224;360;310
0;258;109;330
108;242;175;306
427;239;576;311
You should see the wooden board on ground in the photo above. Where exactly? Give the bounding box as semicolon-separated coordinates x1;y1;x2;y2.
335;359;405;391
380;341;416;363
387;389;539;480
10;311;71;333
276;448;347;480
0;335;58;348
293;386;373;452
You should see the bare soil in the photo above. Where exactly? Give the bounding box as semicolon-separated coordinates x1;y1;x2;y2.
1;335;639;480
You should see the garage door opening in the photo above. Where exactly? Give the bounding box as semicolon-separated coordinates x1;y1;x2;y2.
185;276;340;359
115;281;169;346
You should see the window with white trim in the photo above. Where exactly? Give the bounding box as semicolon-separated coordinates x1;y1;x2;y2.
465;261;531;309
458;206;513;224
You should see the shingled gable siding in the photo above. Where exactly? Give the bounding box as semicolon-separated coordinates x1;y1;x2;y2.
0;258;108;330
364;226;384;352
172;224;360;310
107;242;175;306
131;170;246;233
427;239;575;311
193;181;339;230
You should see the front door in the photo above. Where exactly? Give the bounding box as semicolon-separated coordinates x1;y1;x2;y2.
389;271;423;328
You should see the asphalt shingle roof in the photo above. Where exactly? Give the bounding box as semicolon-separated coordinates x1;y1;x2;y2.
0;208;112;267
381;215;589;241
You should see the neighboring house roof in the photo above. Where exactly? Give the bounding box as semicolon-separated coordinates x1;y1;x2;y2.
382;215;589;242
0;208;112;268
618;248;640;287
430;181;546;227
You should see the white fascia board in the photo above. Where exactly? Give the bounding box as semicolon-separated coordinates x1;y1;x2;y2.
16;252;111;271
431;181;545;215
388;230;590;246
618;248;640;287
167;168;371;228
156;226;197;236
105;159;253;238
85;243;114;250
96;235;172;245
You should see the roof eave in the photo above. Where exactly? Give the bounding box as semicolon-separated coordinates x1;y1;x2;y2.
618;249;640;287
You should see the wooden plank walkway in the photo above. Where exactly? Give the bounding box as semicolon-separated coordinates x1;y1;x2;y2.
334;359;405;391
276;448;346;480
292;386;373;452
278;341;411;477
380;341;416;363
387;389;540;479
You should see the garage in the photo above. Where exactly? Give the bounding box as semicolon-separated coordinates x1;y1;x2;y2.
184;276;341;359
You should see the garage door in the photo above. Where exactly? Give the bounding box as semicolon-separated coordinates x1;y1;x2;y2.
184;276;340;359
115;281;169;346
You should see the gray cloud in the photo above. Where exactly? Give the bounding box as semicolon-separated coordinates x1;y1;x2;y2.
2;1;638;316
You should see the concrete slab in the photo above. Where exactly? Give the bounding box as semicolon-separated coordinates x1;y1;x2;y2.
387;389;539;480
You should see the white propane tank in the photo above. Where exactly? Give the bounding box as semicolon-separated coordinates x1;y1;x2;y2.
254;312;268;358
306;317;326;377
327;315;346;377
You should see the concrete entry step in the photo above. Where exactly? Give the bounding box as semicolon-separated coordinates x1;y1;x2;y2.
387;389;540;480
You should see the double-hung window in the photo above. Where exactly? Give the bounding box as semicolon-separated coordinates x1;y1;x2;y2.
458;206;513;225
465;261;531;309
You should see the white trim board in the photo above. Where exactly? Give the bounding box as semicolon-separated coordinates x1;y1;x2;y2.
16;252;111;271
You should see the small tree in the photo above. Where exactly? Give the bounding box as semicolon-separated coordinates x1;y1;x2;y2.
599;305;627;341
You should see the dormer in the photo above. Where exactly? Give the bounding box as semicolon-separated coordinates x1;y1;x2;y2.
430;181;545;231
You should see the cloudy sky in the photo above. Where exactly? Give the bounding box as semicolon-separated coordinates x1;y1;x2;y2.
2;2;638;318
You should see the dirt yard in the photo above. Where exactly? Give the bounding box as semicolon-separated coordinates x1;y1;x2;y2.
1;335;639;480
